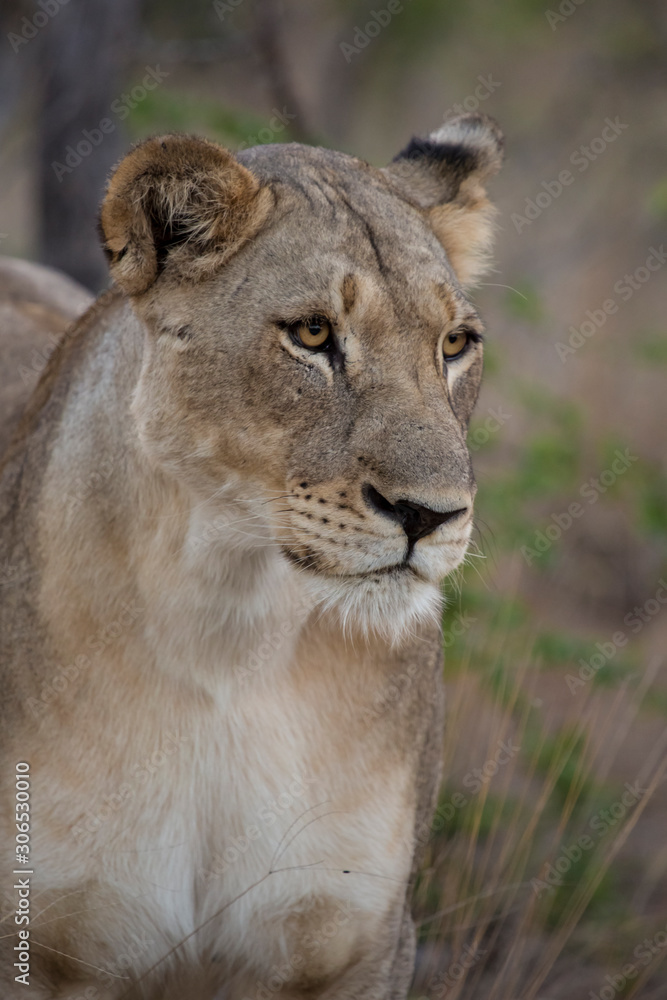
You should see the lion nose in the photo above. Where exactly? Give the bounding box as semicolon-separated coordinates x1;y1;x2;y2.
363;484;469;545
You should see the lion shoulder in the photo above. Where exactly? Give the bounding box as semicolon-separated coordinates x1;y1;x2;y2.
0;256;93;461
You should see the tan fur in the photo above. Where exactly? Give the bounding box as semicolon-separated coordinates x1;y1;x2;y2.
0;256;92;459
100;134;274;294
429;190;498;287
0;116;502;999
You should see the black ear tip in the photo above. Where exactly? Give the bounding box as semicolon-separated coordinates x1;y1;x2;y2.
392;136;479;175
391;113;504;183
431;112;504;162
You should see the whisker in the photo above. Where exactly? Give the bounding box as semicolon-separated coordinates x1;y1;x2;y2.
0;887;88;928
477;281;528;300
31;939;129;979
143;486;295;524
118;862;322;997
142;483;231;522
260;494;294;505
272;808;346;867
269;801;333;870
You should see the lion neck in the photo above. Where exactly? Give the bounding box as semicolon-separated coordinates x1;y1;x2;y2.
130;483;311;685
34;299;312;692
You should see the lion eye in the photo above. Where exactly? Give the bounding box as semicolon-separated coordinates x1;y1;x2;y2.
291;318;333;351
443;328;470;361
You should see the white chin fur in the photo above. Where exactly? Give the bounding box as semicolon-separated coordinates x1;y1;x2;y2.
300;569;444;647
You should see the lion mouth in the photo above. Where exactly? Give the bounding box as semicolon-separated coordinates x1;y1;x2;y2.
336;563;427;582
281;547;428;583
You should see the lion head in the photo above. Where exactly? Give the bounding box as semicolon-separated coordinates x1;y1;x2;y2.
99;115;503;642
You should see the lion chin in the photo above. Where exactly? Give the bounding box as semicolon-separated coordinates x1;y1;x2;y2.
284;524;471;645
296;561;455;647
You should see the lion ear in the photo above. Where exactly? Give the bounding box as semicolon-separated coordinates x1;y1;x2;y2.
99;134;272;296
383;114;504;288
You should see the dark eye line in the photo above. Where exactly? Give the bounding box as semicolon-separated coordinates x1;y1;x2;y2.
277;315;481;368
458;325;483;344
276;313;332;331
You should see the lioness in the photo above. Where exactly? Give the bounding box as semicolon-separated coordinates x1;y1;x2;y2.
0;114;503;999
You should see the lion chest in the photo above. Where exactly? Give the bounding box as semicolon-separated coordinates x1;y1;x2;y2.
37;649;417;987
195;677;414;977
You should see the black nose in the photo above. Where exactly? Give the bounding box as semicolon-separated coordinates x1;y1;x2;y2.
363;484;468;545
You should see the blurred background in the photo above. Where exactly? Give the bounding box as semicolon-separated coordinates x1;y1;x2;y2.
1;0;666;996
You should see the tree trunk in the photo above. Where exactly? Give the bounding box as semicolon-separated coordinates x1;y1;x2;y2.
36;0;141;291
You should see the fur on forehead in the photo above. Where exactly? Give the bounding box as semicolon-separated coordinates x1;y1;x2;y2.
98;119;503;299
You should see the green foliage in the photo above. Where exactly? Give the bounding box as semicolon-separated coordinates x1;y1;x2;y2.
631;461;667;538
543;848;623;931
590;656;637;689
646;177;667;221
532;727;592;811
433;786;518;840
532;630;591;667
636;330;667;364
481;336;501;376
472;400;584;554
434;352;667;978
503;280;545;324
125;89;294;148
521;428;582;497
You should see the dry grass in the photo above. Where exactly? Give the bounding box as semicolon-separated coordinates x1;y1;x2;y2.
410;606;667;1000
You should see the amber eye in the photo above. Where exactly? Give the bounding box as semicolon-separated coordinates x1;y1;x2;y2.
443;328;470;361
290;318;333;351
